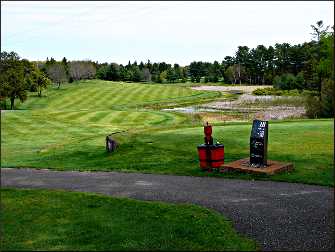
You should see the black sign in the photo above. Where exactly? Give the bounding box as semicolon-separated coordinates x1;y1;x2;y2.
250;120;268;167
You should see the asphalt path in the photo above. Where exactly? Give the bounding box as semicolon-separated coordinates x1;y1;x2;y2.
2;168;334;251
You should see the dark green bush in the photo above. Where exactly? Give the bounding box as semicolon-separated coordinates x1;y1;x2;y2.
305;95;322;118
320;79;334;118
273;72;305;90
252;88;267;95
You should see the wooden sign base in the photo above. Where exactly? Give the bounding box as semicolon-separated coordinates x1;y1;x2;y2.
220;158;293;175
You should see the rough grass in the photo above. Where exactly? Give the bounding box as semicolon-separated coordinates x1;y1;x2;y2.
1;80;333;186
1;188;258;251
239;96;306;107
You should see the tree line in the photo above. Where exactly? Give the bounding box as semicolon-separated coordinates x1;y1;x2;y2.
93;21;333;93
37;57;97;88
0;21;333;117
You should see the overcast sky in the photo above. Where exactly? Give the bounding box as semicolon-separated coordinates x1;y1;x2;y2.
1;1;334;66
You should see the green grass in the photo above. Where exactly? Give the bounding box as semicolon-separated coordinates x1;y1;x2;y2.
1;80;333;186
1;188;258;251
16;80;221;111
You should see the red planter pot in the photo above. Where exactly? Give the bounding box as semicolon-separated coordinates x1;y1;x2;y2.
197;144;224;169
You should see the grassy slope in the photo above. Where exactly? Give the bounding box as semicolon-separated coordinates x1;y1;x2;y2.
1;188;258;251
17;80;221;111
1;80;333;186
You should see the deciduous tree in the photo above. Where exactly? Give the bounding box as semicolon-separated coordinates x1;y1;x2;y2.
47;63;67;88
35;70;51;97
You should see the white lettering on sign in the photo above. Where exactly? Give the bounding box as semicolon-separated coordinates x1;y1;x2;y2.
259;130;264;138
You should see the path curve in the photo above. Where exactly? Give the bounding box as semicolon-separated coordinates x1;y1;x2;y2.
2;168;334;251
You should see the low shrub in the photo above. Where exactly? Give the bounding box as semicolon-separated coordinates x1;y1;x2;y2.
305;95;322;118
303;79;334;118
252;87;301;96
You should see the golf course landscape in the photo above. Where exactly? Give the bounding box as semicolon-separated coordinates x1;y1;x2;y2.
2;2;334;250
2;80;333;250
2;80;333;186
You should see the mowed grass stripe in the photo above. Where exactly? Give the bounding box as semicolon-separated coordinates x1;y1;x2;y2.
32;111;85;129
165;111;186;125
124;111;159;125
111;85;147;106
96;85;130;108
119;85;150;106
135;85;157;104
105;86;138;108
49;87;110;110
66;88;107;110
150;85;170;103
13;111;99;134
87;111;111;123
53;111;89;122
92;111;119;125
116;111;140;125
84;87;120;110
137;86;167;107
46;87;92;110
2;113;59;138
2;112;41;135
166;86;193;100
47;110;80;121
159;85;183;102
109;111;131;124
96;110;133;125
57;91;94;111
161;85;173;103
52;84;110;111
126;111;148;125
77;88;112;110
151;111;177;125
180;86;193;99
130;111;157;125
106;111;125;124
3;112;108;145
134;85;157;106
93;86;125;109
125;85;150;105
170;86;180;98
69;111;99;124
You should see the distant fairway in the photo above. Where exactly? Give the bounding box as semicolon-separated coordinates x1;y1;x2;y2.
18;80;221;111
1;80;333;186
12;80;219;127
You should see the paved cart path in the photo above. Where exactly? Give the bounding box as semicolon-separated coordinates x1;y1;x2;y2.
2;168;334;251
